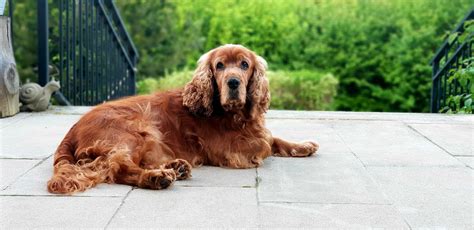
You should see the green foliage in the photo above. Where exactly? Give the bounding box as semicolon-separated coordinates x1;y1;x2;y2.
439;19;474;114
440;93;473;114
137;69;338;110
137;69;193;93
268;70;338;110
11;0;472;111
11;0;38;83
440;58;474;114
116;0;471;112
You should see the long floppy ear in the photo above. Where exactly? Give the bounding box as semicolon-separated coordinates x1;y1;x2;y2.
183;52;214;116
248;55;270;119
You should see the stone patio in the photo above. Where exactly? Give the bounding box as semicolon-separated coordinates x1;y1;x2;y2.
0;107;472;229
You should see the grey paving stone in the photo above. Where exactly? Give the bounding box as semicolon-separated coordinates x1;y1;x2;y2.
266;110;468;124
0;114;80;159
409;123;474;156
257;156;388;204
368;167;474;228
333;121;462;166
175;166;256;187
448;114;474;124
108;187;258;228
46;106;92;115
266;119;351;154
456;156;474;169
0;113;32;129
0;196;121;228
0;157;132;197
0;159;40;190
257;203;408;229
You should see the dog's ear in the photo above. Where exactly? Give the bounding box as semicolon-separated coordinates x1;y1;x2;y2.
183;52;214;116
248;55;270;119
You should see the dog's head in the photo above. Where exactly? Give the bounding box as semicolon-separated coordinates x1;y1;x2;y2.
183;44;270;118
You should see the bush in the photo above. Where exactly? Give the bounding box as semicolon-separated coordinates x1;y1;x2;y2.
137;69;193;94
137;69;339;111
269;70;338;110
116;0;472;112
11;0;472;111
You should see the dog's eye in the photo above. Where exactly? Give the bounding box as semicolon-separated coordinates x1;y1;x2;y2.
216;62;225;70
241;61;249;70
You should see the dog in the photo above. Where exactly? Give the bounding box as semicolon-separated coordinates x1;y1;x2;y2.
47;44;319;194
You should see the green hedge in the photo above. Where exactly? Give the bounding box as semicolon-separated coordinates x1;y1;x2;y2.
10;0;472;111
116;0;472;112
137;70;338;111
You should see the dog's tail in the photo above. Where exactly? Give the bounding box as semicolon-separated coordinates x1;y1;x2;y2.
47;127;112;195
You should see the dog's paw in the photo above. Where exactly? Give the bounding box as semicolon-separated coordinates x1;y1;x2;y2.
164;159;192;180
139;169;176;189
291;141;319;157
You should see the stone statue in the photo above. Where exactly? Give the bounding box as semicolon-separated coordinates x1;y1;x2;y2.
20;79;60;112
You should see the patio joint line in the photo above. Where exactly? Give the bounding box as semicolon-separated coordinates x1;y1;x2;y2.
0;157;46;160
1;155;52;191
258;201;392;205
331;124;366;169
104;187;135;229
0;113;33;129
406;124;454;157
0;194;124;198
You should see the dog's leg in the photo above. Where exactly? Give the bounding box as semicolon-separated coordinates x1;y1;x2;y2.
163;159;192;180
108;149;177;190
271;137;319;157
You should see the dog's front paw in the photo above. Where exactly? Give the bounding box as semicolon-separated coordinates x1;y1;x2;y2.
139;169;176;189
291;141;319;157
164;159;192;180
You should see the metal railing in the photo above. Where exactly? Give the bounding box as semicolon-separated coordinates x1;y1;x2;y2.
38;0;139;105
430;9;473;113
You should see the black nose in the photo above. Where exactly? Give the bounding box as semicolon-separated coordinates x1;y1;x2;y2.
227;78;240;90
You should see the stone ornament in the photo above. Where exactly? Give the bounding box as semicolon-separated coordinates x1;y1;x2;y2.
20;79;60;112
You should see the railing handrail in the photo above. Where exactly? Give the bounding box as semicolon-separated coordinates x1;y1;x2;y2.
431;37;471;81
97;0;136;71
430;8;473;113
430;9;474;65
103;0;139;62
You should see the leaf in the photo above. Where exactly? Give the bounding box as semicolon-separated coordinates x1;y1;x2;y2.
465;98;472;107
448;32;459;45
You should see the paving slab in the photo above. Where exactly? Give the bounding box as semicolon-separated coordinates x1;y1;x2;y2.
257;203;409;229
0;196;121;228
46;106;92;115
266;119;351;154
108;187;258;228
1;108;473;228
0;113;32;129
456;156;474;169
409;123;474;156
368;167;474;228
0;113;81;159
0;157;132;197
175;166;256;187
333;120;462;166
0;159;40;190
266;110;472;124
257;156;388;204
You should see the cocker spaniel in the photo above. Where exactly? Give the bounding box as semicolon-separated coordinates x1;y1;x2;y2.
47;44;319;194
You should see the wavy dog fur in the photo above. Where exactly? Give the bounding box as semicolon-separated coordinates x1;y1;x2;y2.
47;44;319;194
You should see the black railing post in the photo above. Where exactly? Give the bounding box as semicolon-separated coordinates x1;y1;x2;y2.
37;0;49;86
430;9;473;113
36;0;138;105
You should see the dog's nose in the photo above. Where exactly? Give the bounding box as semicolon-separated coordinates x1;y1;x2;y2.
227;78;240;90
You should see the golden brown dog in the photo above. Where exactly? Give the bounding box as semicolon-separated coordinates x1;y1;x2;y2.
47;44;318;194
